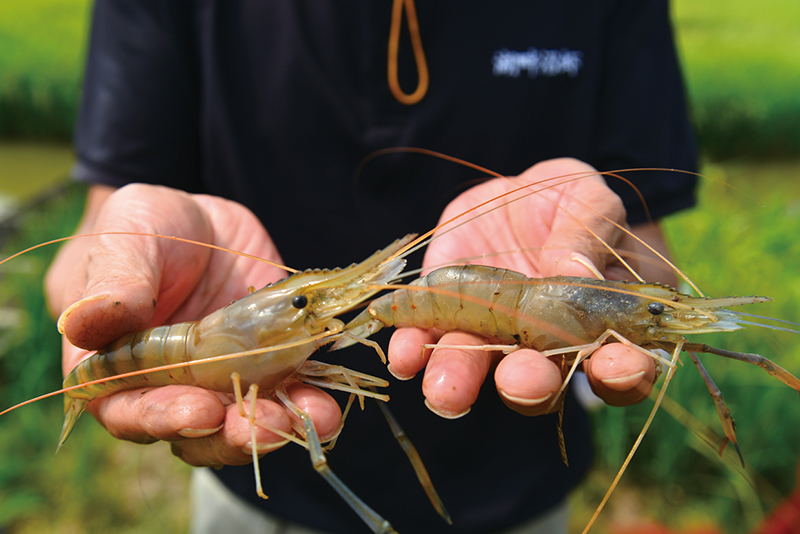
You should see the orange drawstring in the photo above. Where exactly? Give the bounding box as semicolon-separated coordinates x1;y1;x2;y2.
387;0;429;105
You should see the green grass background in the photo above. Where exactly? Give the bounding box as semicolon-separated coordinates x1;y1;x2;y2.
674;0;800;158
0;0;89;140
0;1;799;533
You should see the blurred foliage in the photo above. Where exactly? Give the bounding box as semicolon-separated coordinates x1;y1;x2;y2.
0;78;79;140
0;0;90;140
0;0;799;158
0;183;192;533
672;0;800;159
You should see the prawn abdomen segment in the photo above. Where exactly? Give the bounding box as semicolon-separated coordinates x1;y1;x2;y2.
365;266;522;342
59;322;199;450
63;322;199;400
364;268;649;350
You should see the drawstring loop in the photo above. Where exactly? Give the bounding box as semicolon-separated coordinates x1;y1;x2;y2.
387;0;429;105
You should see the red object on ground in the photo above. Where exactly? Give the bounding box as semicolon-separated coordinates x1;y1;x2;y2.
613;521;721;534
611;460;800;534
750;462;800;534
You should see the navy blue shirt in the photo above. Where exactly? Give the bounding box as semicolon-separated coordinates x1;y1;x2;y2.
73;1;697;532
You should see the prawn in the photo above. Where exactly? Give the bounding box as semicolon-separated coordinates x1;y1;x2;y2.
331;267;800;531
1;232;447;534
1;157;798;533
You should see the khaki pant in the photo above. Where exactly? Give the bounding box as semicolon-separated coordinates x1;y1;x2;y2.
190;468;568;534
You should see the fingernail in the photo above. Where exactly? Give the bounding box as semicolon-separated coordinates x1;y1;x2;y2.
57;294;111;334
177;423;224;438
424;399;470;419
569;252;604;279
498;389;553;407
242;439;289;455
387;363;415;381
600;370;646;390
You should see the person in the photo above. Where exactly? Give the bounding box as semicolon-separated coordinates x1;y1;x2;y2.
45;1;698;533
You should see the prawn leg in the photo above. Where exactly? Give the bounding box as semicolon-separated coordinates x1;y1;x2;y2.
297;360;390;409
684;342;800;392
421;329;672;466
273;385;399;534
541;329;677;410
375;398;452;525
298;360;450;523
581;341;684;534
294;360;387;450
335;330;388;363
687;352;744;466
230;372;300;500
448;329;675;413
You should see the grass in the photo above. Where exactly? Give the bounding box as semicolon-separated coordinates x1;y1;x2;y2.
672;0;800;159
0;0;90;139
0;0;90;88
673;0;800;105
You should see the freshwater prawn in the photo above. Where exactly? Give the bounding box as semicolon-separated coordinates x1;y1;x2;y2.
1;156;798;533
328;153;800;531
3;227;447;534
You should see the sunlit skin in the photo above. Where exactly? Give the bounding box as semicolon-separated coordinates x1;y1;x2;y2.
45;158;661;467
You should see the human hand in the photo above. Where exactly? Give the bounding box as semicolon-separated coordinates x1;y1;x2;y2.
387;158;661;417
45;183;343;467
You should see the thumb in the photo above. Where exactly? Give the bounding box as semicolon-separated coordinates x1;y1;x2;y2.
56;184;213;351
530;160;628;278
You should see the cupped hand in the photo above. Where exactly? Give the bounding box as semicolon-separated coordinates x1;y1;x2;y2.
45;183;343;466
388;158;661;417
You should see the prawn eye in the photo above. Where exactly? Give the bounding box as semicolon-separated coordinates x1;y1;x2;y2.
292;295;308;309
647;302;665;315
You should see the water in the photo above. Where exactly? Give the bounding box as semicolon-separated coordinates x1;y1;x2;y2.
0;142;74;215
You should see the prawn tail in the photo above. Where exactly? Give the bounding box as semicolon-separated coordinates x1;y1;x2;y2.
57;396;88;452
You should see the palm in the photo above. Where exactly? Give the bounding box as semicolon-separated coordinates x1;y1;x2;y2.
388;158;656;417
54;185;288;354
422;158;627;279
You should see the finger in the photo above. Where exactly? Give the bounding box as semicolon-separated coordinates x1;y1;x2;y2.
44;184;115;318
583;344;657;407
282;382;344;442
58;287;159;352
177;194;290;320
387;327;439;380
89;385;228;445
494;349;564;416
421;331;496;419
172;384;342;468
170;397;295;467
59;184;213;350
620;221;678;286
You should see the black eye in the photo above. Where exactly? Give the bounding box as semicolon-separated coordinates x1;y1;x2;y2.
292;295;308;309
647;302;665;315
